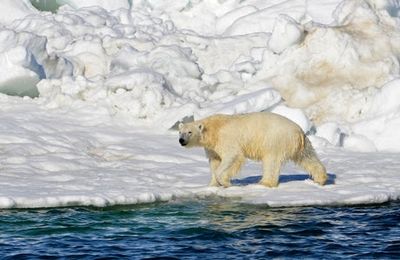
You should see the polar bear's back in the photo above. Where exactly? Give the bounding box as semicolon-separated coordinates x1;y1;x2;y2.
206;112;303;135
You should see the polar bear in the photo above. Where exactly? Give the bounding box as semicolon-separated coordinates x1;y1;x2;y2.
178;112;327;188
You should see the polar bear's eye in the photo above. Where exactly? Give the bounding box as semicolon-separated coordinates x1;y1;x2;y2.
188;131;192;135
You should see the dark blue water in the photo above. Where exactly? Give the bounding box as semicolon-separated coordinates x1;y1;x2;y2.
0;199;399;259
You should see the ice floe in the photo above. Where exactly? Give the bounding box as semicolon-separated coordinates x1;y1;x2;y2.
0;0;399;208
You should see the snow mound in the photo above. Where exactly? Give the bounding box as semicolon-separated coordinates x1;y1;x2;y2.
0;28;72;97
268;14;304;54
222;0;306;36
255;0;400;120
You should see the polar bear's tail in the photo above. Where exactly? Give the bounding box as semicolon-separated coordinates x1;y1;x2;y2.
295;135;328;185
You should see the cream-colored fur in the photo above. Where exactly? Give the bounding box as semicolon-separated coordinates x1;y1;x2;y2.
178;112;327;188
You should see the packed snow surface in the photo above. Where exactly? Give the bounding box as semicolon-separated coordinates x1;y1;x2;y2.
0;0;399;208
0;95;399;209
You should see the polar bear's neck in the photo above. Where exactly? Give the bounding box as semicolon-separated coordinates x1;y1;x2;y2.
198;117;228;150
199;130;217;149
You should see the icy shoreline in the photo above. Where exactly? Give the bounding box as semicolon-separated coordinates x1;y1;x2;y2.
0;96;399;209
0;1;399;208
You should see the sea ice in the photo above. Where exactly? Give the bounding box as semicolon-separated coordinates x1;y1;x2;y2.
0;0;399;208
0;97;398;209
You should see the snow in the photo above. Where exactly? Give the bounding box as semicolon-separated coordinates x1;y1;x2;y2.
0;0;399;208
268;14;304;54
0;0;37;25
270;105;311;133
57;0;130;11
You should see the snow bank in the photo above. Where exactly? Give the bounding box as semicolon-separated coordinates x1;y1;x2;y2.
0;0;398;154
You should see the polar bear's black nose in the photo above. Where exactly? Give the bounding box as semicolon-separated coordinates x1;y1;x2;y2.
179;138;185;145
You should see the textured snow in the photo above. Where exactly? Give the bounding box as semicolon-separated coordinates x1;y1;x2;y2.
0;0;396;151
57;0;130;11
0;0;37;25
0;0;399;208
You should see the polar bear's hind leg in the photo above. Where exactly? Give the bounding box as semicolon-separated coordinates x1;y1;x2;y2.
294;137;328;185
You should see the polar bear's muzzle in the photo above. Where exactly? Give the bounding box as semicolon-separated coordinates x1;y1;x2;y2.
179;133;189;146
179;137;188;146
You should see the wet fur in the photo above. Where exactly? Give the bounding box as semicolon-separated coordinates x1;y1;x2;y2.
179;112;327;187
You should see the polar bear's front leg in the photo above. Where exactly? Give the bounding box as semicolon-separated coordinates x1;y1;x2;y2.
215;159;234;187
205;149;221;187
260;155;283;187
216;155;244;188
208;157;221;187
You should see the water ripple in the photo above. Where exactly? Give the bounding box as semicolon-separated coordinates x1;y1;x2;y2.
0;201;399;258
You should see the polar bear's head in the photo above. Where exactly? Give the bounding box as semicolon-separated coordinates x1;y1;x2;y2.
178;122;204;147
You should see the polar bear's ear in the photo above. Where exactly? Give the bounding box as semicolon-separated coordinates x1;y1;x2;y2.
198;123;204;132
178;122;184;130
